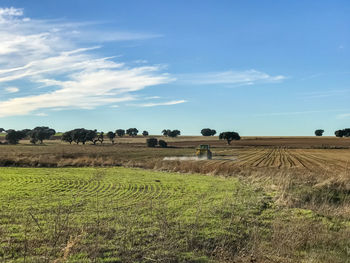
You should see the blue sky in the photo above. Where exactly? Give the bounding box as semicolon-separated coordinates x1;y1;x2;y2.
0;0;349;135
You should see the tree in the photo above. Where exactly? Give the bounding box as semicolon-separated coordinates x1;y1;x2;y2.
5;129;27;144
126;128;138;137
29;126;56;144
85;129;98;144
219;131;241;145
0;128;5;133
93;131;104;144
146;138;158;147
201;128;216;136
315;129;324;136
335;128;350;138
162;129;170;136
158;140;167;148
115;129;125;137
107;131;116;144
62;131;74;144
142;131;149;137
335;130;343;138
68;128;97;144
168;130;181;138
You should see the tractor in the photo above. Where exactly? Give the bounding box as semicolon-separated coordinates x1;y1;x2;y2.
195;144;212;159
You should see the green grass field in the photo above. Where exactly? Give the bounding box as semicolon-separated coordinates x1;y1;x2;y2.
0;167;349;263
0;167;269;262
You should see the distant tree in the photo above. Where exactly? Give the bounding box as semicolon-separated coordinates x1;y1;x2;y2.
29;126;56;144
21;129;32;137
219;131;241;145
93;131;104;144
158;140;167;148
168;130;181;138
0;128;5;133
162;129;171;136
5;129;27;144
142;131;149;137
201;128;216;136
107;131;116;144
315;129;324;136
126;128;138;137
335;130;343;137
115;129;125;137
62;131;74;144
86;129;98;144
344;128;350;137
69;128;97;144
146;138;158;147
335;128;350;138
71;129;85;144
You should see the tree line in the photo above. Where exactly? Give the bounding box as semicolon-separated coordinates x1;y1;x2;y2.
314;129;350;137
0;127;56;145
3;126;349;145
0;126;243;145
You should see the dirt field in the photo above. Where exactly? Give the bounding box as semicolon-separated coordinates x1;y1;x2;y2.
1;136;349;172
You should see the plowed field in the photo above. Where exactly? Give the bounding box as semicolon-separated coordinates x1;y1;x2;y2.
213;148;350;171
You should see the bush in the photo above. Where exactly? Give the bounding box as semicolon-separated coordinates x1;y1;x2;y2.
146;138;158;147
159;140;167;148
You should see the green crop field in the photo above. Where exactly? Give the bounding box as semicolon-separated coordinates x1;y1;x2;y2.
0;167;349;263
0;167;269;263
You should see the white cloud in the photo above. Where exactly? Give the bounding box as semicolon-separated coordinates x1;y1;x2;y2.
4;87;19;93
131;100;187;107
179;69;285;85
0;7;175;117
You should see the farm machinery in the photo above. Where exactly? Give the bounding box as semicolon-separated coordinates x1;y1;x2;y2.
195;144;212;160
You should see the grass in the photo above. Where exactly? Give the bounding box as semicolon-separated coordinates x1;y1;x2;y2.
0;167;349;262
0;167;268;262
0;140;349;262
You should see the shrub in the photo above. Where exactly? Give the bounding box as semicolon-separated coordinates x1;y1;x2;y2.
146;138;158;147
159;140;167;148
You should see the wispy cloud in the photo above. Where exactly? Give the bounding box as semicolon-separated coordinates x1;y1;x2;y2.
131;100;187;107
178;69;285;86
0;7;175;117
300;89;350;99
4;87;19;93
